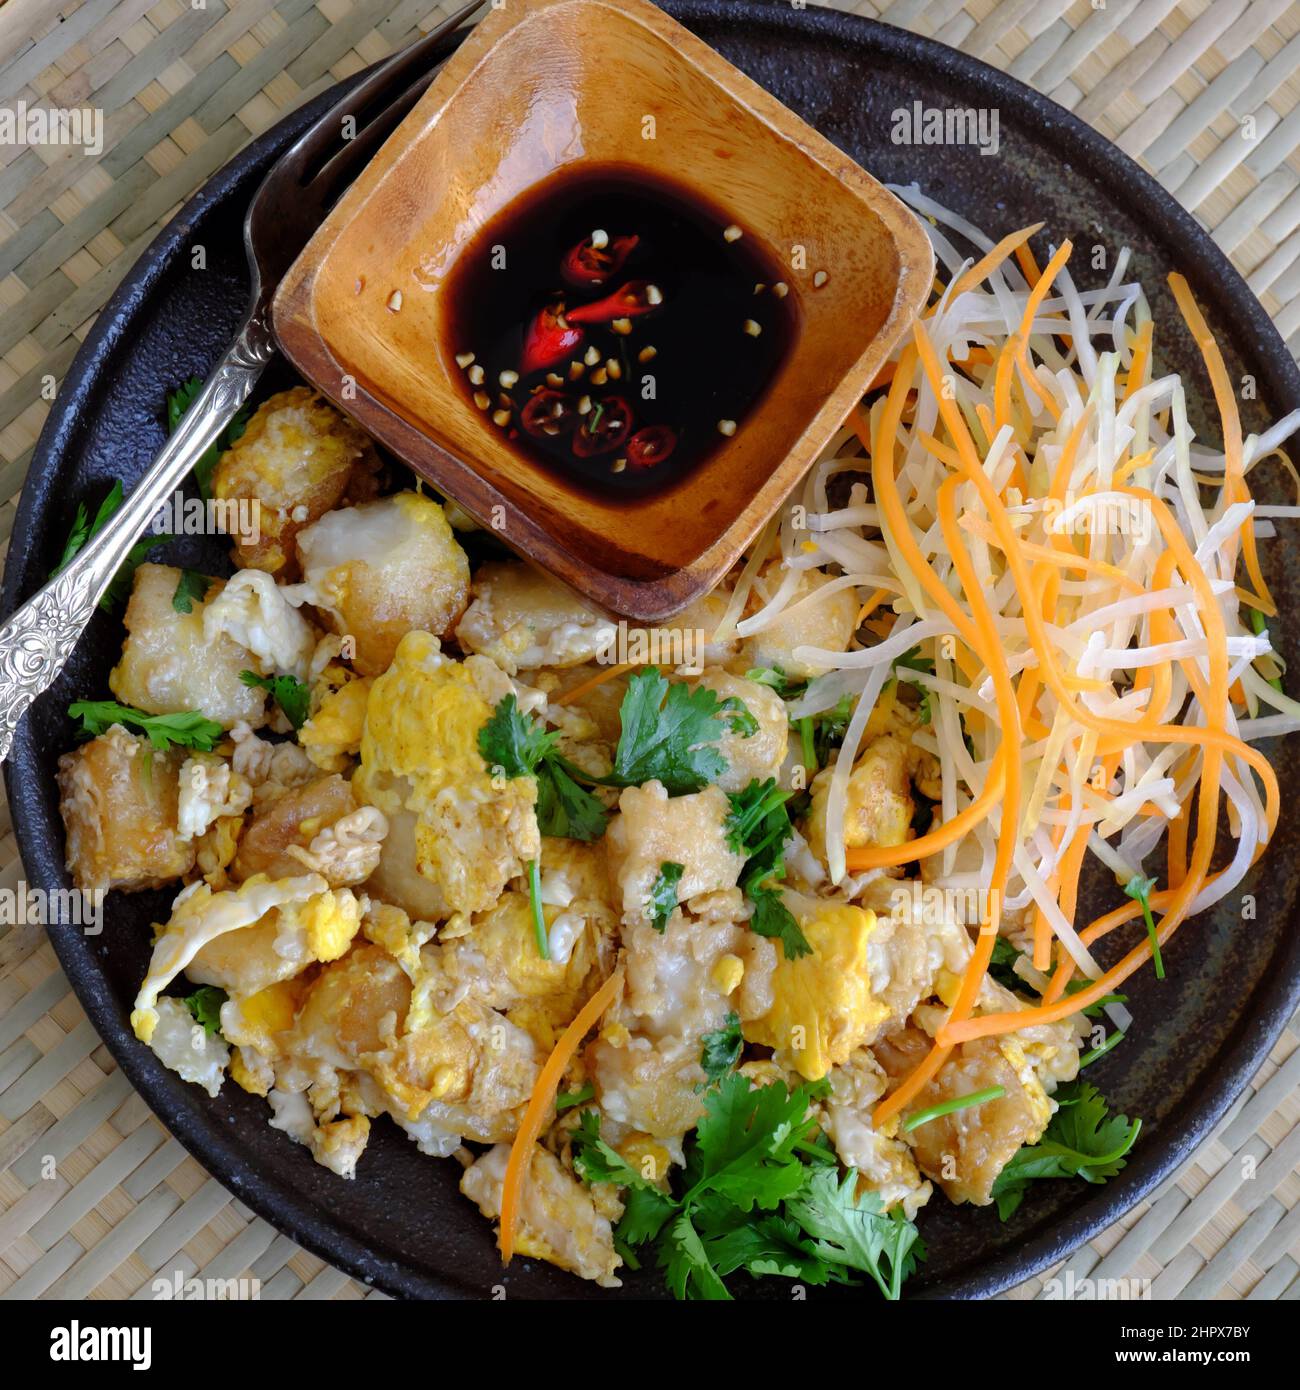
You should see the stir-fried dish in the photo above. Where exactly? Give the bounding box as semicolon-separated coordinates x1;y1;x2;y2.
54;195;1296;1298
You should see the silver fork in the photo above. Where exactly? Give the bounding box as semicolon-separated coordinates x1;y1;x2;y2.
0;0;484;764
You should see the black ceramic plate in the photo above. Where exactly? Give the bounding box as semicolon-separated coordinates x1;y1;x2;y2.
5;0;1300;1301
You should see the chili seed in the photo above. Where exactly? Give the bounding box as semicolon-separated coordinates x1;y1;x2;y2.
492;408;511;427
611;317;633;336
455;351;476;369
645;284;663;306
387;290;403;312
585;346;601;366
590;368;609;386
611;457;628;473
723;224;743;242
718;419;737;436
499;369;519;389
468;364;485;386
577;396;593;415
591;229;609;249
772;282;789;298
813;270;829;288
638;346;657;363
546;372;565;388
473;391;491;410
569;361;586;380
743;319;762;337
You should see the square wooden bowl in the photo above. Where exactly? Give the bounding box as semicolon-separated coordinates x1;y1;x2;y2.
272;0;933;621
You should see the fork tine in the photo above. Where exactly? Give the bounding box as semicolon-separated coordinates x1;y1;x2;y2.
307;68;438;204
290;0;485;190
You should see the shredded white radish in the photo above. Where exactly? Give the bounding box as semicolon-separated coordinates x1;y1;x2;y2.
725;189;1292;1060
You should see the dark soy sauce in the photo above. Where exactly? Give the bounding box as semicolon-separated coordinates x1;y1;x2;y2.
445;165;797;499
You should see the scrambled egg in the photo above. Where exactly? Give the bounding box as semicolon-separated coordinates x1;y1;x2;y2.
132;873;328;1042
743;897;889;1080
355;630;539;916
299;675;372;771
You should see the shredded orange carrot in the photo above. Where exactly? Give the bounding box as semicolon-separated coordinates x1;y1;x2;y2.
855;587;894;626
499;970;622;1263
553;661;639;705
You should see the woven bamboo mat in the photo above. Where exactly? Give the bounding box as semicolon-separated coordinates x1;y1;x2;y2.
0;0;1298;1303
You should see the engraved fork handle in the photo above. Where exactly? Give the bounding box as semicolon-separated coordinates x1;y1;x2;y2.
0;309;276;764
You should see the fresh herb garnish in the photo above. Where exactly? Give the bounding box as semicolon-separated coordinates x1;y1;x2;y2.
171;569;212;614
725;778;811;959
527;858;549;960
902;1085;1005;1133
1078;1029;1126;1069
68;700;223;752
744;666;807;700
649;862;684;933
611;667;756;794
478;694;608;841
99;531;176;611
699;1011;743;1084
894;645;935;680
239;671;311;731
1122;874;1165;980
556;1083;595;1113
991;1078;1142;1221
166;377;251;499
812;694;856;767
572;1075;923;1301
50;478;174;609
51;481;122;578
183;985;227;1037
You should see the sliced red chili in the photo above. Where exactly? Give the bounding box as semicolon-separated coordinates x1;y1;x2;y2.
572;396;633;458
520;304;584;375
561;233;639;291
626;425;677;470
520;389;577;438
565;281;661;326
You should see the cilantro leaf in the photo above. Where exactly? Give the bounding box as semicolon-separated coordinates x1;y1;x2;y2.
784;1167;926;1301
991;1079;1142;1220
172;569;212;614
723;778;811;958
1123;873;1165;980
812;694;856;767
699;1011;743;1084
611;667;755;794
748;883;812;960
478;693;558;778
648;862;684;933
572;1110;653;1189
239;671;311;730
478;696;608;842
576;1075;921;1301
534;759;608;842
166;377;251;499
98;530;176;611
50;477;175;609
555;1083;594;1113
183;985;227;1037
894;644;935;679
688;1072;819;1212
68;700;223;752
51;480;123;578
744;666;807;700
662;1212;732;1301
724;777;791;859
